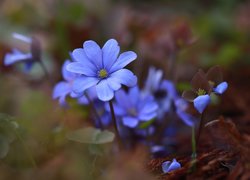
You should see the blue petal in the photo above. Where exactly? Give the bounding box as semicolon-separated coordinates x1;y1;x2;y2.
214;82;228;94
175;98;188;111
53;81;71;99
71;48;97;68
78;96;89;105
162;159;181;173
96;79;114;101
112;102;127;116
139;101;158;116
138;112;157;121
66;62;96;76
122;116;139;128
128;86;140;106
62;60;76;81
109;51;137;73
83;40;102;69
176;109;195;127
109;69;137;87
193;95;211;114
106;77;122;91
12;33;31;43
102;39;120;70
115;89;132;110
144;67;163;93
4;49;32;66
160;80;177;99
72;76;98;94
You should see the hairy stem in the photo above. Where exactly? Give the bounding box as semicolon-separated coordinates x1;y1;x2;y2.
109;100;122;149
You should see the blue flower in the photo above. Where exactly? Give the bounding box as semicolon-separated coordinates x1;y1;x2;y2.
66;39;137;101
4;33;41;72
4;48;33;71
162;158;181;173
183;66;228;114
53;60;78;106
143;67;178;119
112;86;158;128
182;70;212;114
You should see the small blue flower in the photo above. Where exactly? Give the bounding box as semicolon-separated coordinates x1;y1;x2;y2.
213;81;228;94
4;48;33;71
162;158;181;173
66;39;137;101
182;70;212;114
112;86;158;128
4;33;41;73
53;60;79;106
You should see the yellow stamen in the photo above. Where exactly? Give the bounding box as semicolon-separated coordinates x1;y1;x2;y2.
98;69;108;78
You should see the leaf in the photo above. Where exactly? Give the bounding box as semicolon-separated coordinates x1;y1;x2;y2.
88;144;104;156
139;119;155;129
0;113;19;143
66;127;115;144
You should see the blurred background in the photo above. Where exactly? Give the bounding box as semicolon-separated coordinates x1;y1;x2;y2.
0;0;250;179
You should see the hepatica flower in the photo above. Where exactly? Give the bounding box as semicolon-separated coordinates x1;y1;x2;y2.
66;39;137;101
182;70;212;114
182;66;228;114
162;158;181;173
112;86;158;128
143;67;177;118
4;33;41;72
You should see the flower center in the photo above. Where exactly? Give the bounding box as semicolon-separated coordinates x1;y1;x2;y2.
98;69;108;78
128;108;137;117
196;88;206;96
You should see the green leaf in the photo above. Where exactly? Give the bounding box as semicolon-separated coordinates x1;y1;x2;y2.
0;113;18;143
139;119;155;129
88;144;104;156
66;127;115;144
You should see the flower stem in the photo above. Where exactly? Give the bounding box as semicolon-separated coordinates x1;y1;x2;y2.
191;126;197;160
38;60;51;84
196;111;206;147
85;93;104;130
108;100;122;149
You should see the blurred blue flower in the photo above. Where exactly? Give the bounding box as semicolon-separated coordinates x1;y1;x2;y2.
175;98;196;127
53;60;79;106
66;39;137;101
4;33;35;72
112;86;158;128
162;158;181;173
4;48;33;71
143;67;178;119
